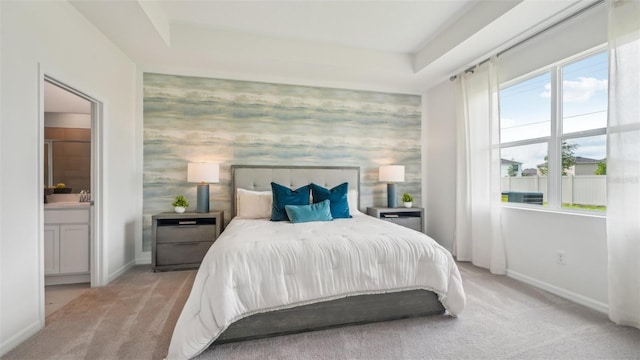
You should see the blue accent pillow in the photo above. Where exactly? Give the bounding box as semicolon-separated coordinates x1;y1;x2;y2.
310;182;351;219
271;182;311;221
285;200;333;224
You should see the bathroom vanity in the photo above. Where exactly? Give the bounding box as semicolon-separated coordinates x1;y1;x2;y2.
44;202;90;285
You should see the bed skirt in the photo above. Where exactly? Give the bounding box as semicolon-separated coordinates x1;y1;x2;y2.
215;289;445;343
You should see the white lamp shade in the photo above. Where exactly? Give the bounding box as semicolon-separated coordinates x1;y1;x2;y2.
379;165;405;182
187;162;220;183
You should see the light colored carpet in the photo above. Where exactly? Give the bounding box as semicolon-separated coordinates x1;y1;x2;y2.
5;267;195;360
4;263;640;359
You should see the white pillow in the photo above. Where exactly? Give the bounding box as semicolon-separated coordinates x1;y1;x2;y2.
348;189;361;215
236;188;272;219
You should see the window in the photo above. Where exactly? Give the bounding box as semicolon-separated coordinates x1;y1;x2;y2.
499;50;607;211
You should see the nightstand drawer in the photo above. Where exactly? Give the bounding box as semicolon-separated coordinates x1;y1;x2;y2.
382;217;421;232
156;241;214;266
156;224;216;244
367;207;424;232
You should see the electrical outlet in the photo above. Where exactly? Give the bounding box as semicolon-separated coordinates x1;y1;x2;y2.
557;250;566;265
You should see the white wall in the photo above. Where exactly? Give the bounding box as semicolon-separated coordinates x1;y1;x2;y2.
504;208;608;311
423;80;457;252
0;1;138;355
498;4;607;83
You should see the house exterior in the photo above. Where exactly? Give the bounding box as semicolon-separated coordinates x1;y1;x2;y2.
536;157;606;176
573;156;604;176
501;159;522;177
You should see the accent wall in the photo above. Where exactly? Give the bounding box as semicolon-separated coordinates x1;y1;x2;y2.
143;73;422;251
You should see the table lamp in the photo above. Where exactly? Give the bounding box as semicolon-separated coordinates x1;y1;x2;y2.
187;162;220;213
379;165;405;208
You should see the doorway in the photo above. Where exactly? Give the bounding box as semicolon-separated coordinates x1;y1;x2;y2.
40;75;103;325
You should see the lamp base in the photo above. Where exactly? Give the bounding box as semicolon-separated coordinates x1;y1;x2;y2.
196;184;210;213
387;183;398;208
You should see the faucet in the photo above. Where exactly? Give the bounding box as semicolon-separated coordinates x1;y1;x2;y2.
79;190;90;202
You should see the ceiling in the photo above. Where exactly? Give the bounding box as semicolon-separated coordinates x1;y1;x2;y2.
69;0;597;94
159;1;472;54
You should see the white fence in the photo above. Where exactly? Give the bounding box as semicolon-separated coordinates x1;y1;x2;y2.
501;175;606;206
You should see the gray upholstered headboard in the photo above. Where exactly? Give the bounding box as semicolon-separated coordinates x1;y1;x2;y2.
231;165;360;218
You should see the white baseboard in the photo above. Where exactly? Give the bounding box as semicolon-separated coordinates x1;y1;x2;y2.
135;251;151;265
45;273;90;286
0;320;42;357
507;270;608;314
108;259;136;283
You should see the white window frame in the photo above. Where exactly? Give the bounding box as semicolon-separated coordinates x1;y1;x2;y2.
499;45;608;214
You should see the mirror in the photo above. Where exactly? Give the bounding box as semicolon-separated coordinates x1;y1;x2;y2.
44;81;92;195
44;136;91;194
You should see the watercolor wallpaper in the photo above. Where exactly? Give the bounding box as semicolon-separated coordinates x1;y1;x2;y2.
143;73;422;251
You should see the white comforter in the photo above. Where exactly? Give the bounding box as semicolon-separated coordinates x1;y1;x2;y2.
167;214;466;359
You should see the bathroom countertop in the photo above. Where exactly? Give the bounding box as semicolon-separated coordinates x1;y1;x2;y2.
44;202;91;209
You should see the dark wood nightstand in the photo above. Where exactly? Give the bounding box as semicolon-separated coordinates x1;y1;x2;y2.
151;211;224;271
366;207;424;232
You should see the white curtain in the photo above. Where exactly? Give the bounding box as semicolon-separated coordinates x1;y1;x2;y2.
607;0;640;329
454;58;506;275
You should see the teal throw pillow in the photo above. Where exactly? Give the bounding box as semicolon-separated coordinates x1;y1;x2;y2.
285;200;333;224
310;182;351;219
271;182;311;221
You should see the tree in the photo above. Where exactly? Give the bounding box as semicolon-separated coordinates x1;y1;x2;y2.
537;141;578;176
595;161;606;175
507;164;519;177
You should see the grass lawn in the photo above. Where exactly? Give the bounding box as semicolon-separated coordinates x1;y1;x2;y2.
503;199;607;212
562;203;606;211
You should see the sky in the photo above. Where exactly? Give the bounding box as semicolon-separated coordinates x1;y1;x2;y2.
499;51;608;172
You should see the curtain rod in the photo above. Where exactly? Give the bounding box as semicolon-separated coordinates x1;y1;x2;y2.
449;0;605;81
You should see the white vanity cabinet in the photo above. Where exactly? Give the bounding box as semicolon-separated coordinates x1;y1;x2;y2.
44;207;90;285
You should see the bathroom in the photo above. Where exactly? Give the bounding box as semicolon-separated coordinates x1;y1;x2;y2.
43;80;93;319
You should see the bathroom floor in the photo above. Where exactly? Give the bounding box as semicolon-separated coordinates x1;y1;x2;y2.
45;283;90;321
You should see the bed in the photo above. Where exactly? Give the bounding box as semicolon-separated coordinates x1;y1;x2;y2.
167;165;466;360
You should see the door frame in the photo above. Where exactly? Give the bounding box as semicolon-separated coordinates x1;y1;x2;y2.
38;69;106;325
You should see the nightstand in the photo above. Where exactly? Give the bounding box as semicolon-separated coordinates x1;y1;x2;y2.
151;211;224;272
367;207;424;232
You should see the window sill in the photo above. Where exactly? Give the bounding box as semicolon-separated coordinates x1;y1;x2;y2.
501;203;606;219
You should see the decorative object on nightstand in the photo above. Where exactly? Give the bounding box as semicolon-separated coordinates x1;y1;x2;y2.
187;162;220;213
152;211;224;271
367;206;424;232
402;193;413;208
379;165;405;208
172;195;189;213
